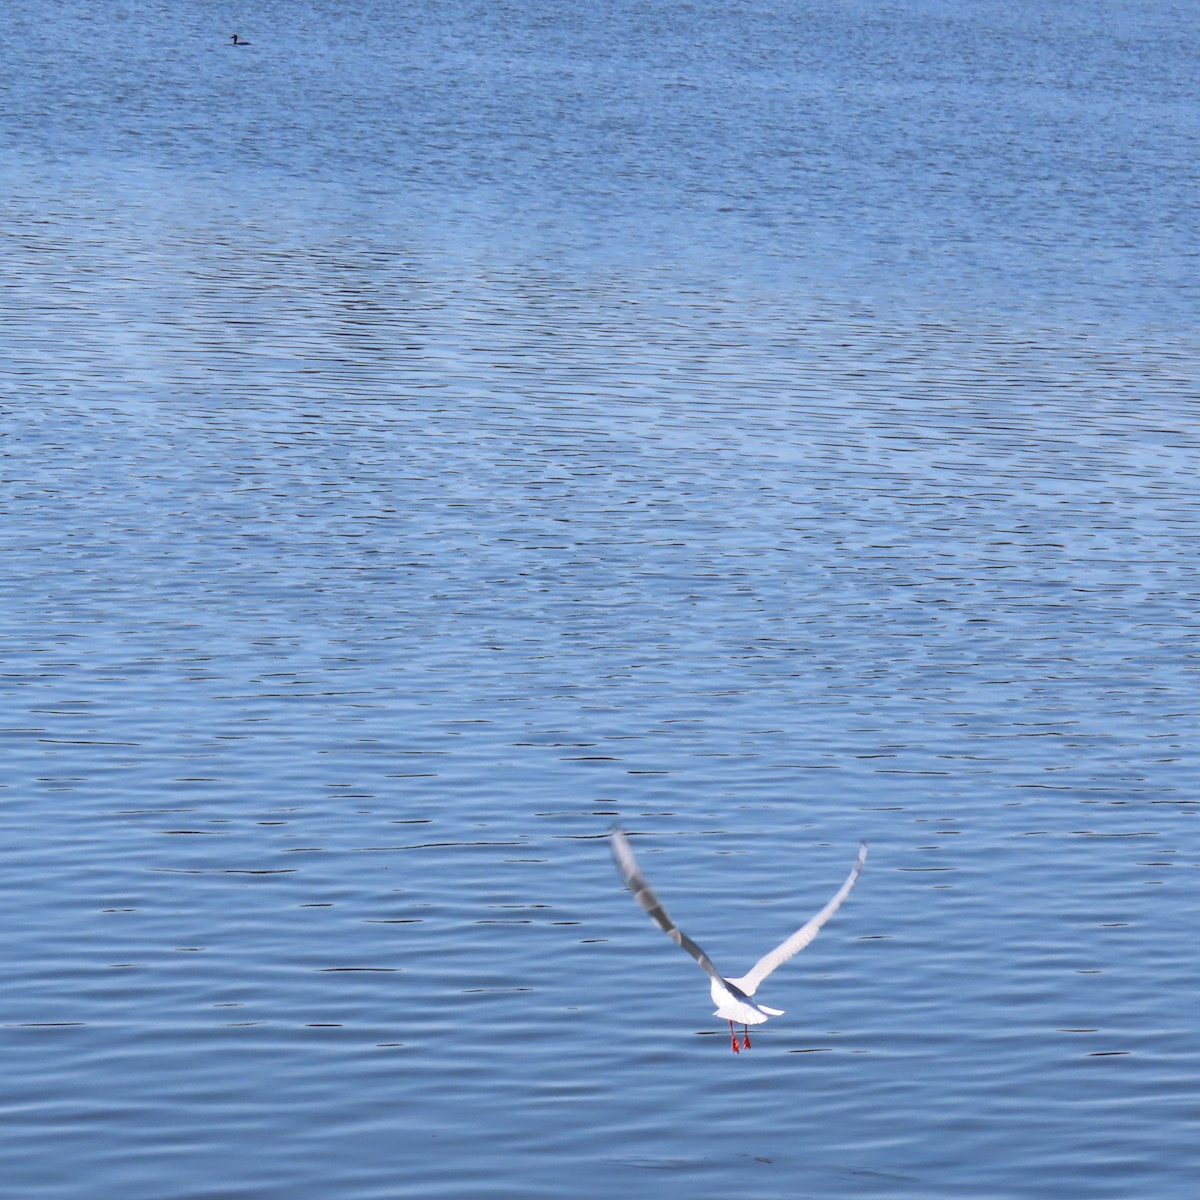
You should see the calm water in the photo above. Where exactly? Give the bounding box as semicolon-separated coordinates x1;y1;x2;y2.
2;0;1198;1197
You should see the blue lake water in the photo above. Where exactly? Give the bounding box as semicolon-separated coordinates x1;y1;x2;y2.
2;0;1198;1196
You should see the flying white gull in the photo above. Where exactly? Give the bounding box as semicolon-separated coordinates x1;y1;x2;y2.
610;827;867;1053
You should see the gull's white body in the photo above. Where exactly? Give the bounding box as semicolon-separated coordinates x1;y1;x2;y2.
708;977;784;1025
610;828;867;1049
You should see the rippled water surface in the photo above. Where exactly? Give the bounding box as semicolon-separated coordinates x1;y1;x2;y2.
2;0;1198;1197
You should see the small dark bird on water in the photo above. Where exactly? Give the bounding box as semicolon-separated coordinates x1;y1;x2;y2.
229;33;251;45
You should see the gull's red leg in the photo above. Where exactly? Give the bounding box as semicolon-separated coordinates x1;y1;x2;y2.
743;1025;751;1050
728;1019;740;1053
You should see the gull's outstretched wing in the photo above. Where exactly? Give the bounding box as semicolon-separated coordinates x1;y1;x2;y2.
610;826;725;985
728;841;867;997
